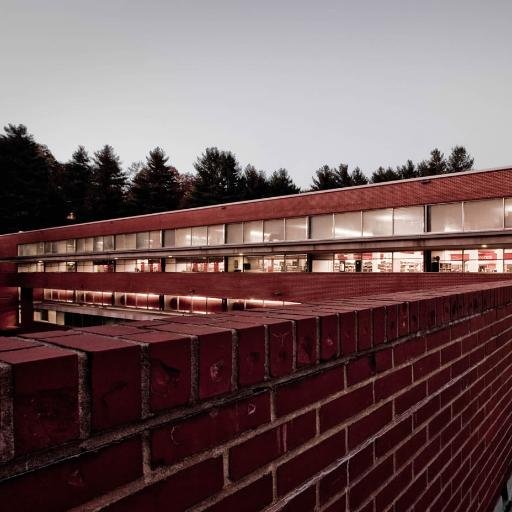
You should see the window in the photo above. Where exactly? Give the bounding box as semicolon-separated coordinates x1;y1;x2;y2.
362;209;393;237
207;225;224;245
264;219;285;242
77;237;94;253
175;228;192;247
393;206;424;235
312;254;334;272
149;231;161;248
65;239;76;253
226;223;243;244
115;233;136;251
428;203;462;233
432;249;464;273
191;226;208;246
392;251;423;272
464;248;503;273
463;199;503;231
285;217;308;240
334;212;362;238
136;232;150;249
310;215;333;239
285;254;307;272
243;221;263;243
163;229;175;247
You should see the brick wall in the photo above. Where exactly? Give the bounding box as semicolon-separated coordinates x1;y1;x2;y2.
0;281;512;511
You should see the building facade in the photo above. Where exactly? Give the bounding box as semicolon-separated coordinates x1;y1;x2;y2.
3;166;512;327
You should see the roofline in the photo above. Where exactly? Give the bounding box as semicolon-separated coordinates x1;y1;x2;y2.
3;165;512;237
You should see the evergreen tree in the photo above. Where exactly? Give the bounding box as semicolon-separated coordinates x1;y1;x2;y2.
127;147;181;214
447;146;474;173
59;146;93;223
89;145;127;220
240;164;269;199
397;159;417;180
350;167;369;185
371;166;400;183
311;163;354;190
267;168;300;197
0;124;58;233
418;148;447;177
178;172;196;208
189;147;243;206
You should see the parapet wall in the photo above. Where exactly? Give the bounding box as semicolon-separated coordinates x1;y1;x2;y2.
1;282;512;511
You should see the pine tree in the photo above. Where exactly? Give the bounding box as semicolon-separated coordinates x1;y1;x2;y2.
127;147;181;214
267;168;300;197
89;145;127;220
397;160;417;180
240;165;269;199
418;149;447;177
0;124;58;233
189;147;243;206
447;146;474;173
59;146;93;223
371;166;400;183
350;167;369;186
311;165;339;190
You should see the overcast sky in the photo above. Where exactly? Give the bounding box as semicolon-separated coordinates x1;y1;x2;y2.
1;0;511;187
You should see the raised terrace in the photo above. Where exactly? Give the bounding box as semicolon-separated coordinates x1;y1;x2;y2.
0;280;511;511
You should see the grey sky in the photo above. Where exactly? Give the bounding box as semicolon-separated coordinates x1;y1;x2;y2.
1;0;511;187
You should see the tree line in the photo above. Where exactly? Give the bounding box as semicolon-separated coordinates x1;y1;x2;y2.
0;123;474;234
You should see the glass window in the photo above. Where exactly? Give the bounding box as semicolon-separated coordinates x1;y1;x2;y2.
285;217;308;240
207;256;225;272
429;203;462;233
207;225;225;245
175;228;191;247
93;236;105;252
362;209;393;237
504;249;512;273
115;233;136;251
191;226;208;246
115;259;137;272
263;255;285;272
77;237;94;253
65;239;76;253
392;251;423;272
310;215;333;239
464;199;503;231
243;221;263;243
285;254;308;272
264;219;285;242
244;256;264;272
136;232;150;249
393;206;424;235
103;235;115;251
312;254;334;272
135;259;161;272
432;249;464;272
226;223;243;244
334;212;362;238
149;231;161;248
77;261;94;272
163;229;175;248
464;248;503;273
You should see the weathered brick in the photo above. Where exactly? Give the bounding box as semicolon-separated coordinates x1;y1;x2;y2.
374;365;412;402
320;462;347;504
348;402;393;450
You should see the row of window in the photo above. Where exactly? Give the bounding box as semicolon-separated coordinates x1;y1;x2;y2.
40;289;297;314
17;198;512;257
17;248;512;274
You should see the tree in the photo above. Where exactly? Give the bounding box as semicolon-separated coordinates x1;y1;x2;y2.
447;146;474;174
267;168;300;197
418;148;447;177
397;159;417;180
127;147;181;214
189;147;243;206
311;163;355;190
350;167;369;186
240;165;268;199
89;145;127;220
0;124;58;233
58;146;93;223
371;166;400;183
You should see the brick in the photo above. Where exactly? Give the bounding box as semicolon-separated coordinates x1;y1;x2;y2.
441;341;461;365
427;367;451;394
278;485;317;512
348;443;374;482
372;306;386;346
103;457;223;512
429;407;452;439
324;494;347;512
268;321;294;377
358;308;372;350
398;302;409;336
229;410;316;480
393;336;425;365
79;324;143;336
320;313;339;361
425;328;450;351
0;345;79;454
346;355;375;386
413;351;440;380
386;304;398;341
340;311;357;356
396;428;427;468
0;337;41;352
395;470;427;511
414;395;440;428
43;333;141;431
151;392;269;467
154;323;233;399
275;366;344;417
374;365;412;402
375;347;393;373
235;324;266;386
395;381;427;414
295;316;318;367
277;429;346;495
349;456;393;510
124;330;192;411
348;402;392;450
375;417;412;458
320;462;347;504
409;300;420;332
375;463;412;511
0;437;142;512
203;474;273;512
320;383;373;432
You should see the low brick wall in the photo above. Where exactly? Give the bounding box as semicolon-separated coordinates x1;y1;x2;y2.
0;282;511;511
